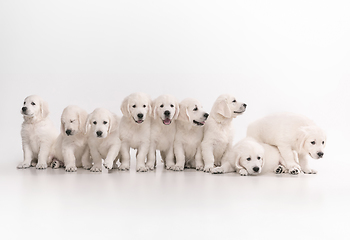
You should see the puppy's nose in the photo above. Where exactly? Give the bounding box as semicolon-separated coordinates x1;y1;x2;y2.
317;152;324;158
22;107;27;112
253;166;260;173
164;110;170;117
203;113;209;119
137;113;144;119
66;129;72;136
243;103;247;108
96;131;103;137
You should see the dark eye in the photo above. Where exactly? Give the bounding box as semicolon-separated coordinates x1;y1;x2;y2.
160;104;164;108
193;107;198;111
93;121;97;125
70;120;74;123
143;105;146;108
24;102;26;105
132;105;136;108
311;141;316;145
257;157;261;160
103;121;107;125
322;141;325;145
170;104;174;108
247;157;251;161
31;102;36;106
232;100;236;103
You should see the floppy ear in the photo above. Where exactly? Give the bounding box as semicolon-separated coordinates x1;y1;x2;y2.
120;97;130;117
85;113;92;134
177;104;190;122
233;152;243;171
60;118;65;134
40;100;49;119
261;156;265;168
152;101;157;119
148;99;153;117
78;109;88;133
296;127;308;153
216;99;231;118
108;114;119;134
174;102;180;120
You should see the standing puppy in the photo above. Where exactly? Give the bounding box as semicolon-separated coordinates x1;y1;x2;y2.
86;108;121;171
119;93;152;172
51;105;91;172
173;98;209;171
201;94;247;172
146;95;179;170
18;95;58;169
247;112;326;175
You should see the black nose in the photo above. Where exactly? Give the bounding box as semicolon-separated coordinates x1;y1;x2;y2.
253;167;260;172
66;129;72;136
243;103;247;108
203;113;209;119
22;107;27;112
96;131;103;137
137;113;143;119
164;110;170;116
317;152;324;158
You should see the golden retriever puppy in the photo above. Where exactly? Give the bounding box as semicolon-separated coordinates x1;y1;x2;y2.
119;92;152;172
173;98;209;171
51;105;91;172
146;95;179;170
86;108;121;172
18;95;58;169
201;94;247;172
247;112;327;175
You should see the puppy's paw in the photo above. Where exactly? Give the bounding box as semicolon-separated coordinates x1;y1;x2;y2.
203;166;214;173
103;161;113;170
303;168;317;174
275;165;285;174
31;161;37;167
211;167;224;174
172;165;184;171
119;164;130;171
51;160;61;169
239;169;248;176
90;165;102;172
83;164;93;170
65;165;77;172
145;163;155;171
36;163;47;170
136;166;148;172
289;167;300;175
17;162;31;169
196;165;204;171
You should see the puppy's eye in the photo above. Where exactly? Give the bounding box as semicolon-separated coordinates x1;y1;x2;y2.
193;107;198;111
24;102;26;105
160;104;164;108
93;121;97;125
322;141;325;145
247;157;251;161
70;120;74;123
257;157;261;160
311;141;316;145
143;105;146;108
31;102;36;106
132;105;136;108
232;100;236;103
170;104;174;108
103;121;108;125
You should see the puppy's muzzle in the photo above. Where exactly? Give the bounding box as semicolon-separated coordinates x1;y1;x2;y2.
253;166;260;173
234;104;247;114
135;113;144;124
22;107;27;113
317;152;324;159
66;129;72;136
96;131;103;138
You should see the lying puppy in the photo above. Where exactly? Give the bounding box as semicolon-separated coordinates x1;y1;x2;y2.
86;108;121;172
173;98;209;171
211;137;287;176
247;112;326;175
201;94;247;172
18;95;58;169
51;105;91;172
146;94;179;170
119;92;152;172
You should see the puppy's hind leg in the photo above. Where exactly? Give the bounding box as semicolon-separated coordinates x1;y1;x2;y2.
278;147;301;175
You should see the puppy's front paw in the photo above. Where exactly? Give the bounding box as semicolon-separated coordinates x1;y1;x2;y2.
90;165;102;172
203;166;213;173
119;164;130;171
303;168;317;174
136;166;148;172
289;167;300;175
83;164;93;170
36;163;47;170
145;163;155;171
172;165;184;171
275;165;285;174
65;165;77;172
211;167;224;174
103;161;113;170
196;165;204;171
17;162;31;169
239;169;248;176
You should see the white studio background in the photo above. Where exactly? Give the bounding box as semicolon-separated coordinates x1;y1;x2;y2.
0;0;349;239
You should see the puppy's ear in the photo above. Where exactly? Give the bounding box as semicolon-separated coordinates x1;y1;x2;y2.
60;118;65;134
174;102;180;120
296;127;308;153
40;100;49;119
233;153;243;171
78;109;88;133
216;99;231;119
85;113;92;134
177;104;190;122
152;100;157;119
120;97;130;117
148;99;153;117
108;114;119;134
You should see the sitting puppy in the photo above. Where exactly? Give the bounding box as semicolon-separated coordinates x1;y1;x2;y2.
85;108;121;172
211;137;287;176
146;95;179;170
201;94;247;172
18;95;58;169
173;98;209;171
119;92;152;172
51;105;91;172
247;112;327;175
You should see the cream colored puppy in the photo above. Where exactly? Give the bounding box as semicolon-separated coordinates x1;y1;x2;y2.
119;92;152;172
201;94;247;172
146;95;179;170
51;105;91;172
247;112;327;175
86;108;121;171
173;98;209;171
18;95;58;169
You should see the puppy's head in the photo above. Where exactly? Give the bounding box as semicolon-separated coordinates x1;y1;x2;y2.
177;98;209;127
86;108;118;139
296;126;326;159
120;92;152;124
21;95;49;120
61;105;88;136
234;138;265;175
211;94;247;121
152;95;179;125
